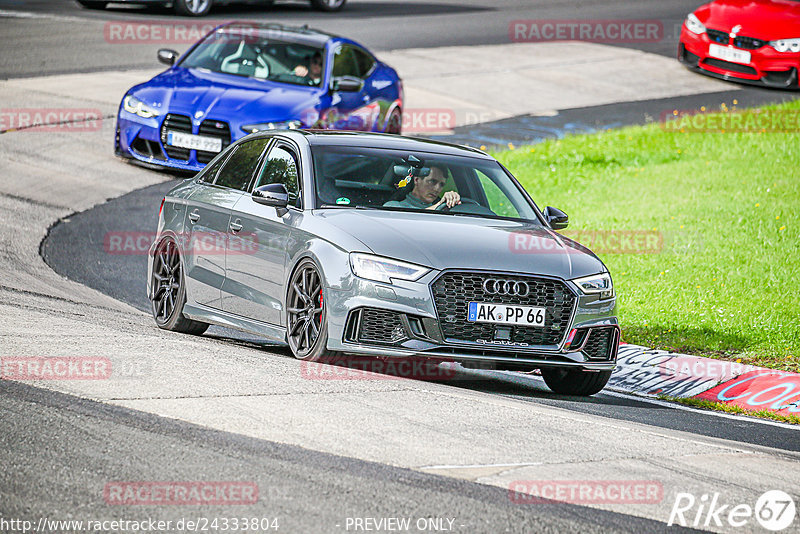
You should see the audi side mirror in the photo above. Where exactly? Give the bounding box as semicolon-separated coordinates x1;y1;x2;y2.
253;183;289;216
158;49;179;66
330;76;363;92
543;206;569;230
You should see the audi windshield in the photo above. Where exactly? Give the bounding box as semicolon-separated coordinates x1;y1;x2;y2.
311;146;543;222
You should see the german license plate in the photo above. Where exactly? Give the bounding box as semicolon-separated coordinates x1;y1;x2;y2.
708;44;751;65
166;131;222;153
467;302;545;327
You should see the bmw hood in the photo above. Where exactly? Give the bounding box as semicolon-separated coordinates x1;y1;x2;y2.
129;67;321;125
317;210;607;279
696;0;800;38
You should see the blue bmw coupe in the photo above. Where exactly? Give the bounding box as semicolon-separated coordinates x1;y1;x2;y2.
115;23;403;172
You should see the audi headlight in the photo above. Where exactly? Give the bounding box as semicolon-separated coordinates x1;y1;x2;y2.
684;13;705;35
349;253;430;284
572;273;614;299
241;120;302;134
123;95;160;119
770;38;800;53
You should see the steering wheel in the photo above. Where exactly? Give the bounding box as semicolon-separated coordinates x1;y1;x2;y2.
437;197;480;212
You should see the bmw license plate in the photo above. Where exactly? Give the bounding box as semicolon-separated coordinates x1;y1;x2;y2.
166;131;222;153
467;302;545;327
708;44;751;65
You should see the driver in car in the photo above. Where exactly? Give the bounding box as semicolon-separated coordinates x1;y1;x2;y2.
384;165;461;210
293;52;323;86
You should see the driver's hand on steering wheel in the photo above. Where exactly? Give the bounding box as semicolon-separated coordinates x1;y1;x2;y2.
432;191;461;210
293;65;309;77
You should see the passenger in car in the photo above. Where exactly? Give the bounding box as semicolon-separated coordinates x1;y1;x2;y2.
384;165;461;210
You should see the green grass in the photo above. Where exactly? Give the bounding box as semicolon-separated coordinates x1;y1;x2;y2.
657;395;800;425
491;100;800;373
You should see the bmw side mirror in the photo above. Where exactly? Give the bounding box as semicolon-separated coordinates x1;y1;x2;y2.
544;206;569;230
253;183;290;216
331;76;363;92
158;49;179;66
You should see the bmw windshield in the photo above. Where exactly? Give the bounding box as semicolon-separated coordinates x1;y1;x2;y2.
311;145;543;223
179;30;325;87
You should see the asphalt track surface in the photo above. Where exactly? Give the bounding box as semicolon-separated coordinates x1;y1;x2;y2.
41;178;800;454
1;0;720;78
2;380;699;534
6;1;800;532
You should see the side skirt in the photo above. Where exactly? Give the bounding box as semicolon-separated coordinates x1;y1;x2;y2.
183;303;288;345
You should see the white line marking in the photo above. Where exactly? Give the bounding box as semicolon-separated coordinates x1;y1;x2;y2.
604;389;800;431
0;10;87;22
419;462;544;470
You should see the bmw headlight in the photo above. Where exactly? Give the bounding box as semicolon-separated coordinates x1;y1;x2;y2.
350;253;430;284
241;120;302;134
572;273;614;299
770;38;800;53
123;95;160;119
684;13;705;35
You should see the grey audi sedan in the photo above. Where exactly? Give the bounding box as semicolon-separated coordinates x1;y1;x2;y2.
147;131;619;395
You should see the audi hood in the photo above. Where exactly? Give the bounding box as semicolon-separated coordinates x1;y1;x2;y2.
315;209;607;279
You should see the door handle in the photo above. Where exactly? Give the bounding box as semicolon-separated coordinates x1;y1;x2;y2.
188;209;200;223
230;219;243;233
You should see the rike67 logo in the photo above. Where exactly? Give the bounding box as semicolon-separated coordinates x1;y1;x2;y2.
668;490;796;531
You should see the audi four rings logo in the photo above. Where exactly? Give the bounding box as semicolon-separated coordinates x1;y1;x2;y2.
482;279;530;297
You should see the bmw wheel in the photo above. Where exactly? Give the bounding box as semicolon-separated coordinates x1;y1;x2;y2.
385;109;402;135
286;259;331;361
174;0;212;16
151;238;209;335
310;0;346;12
541;368;612;396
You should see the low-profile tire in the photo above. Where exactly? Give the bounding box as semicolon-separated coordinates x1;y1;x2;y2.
174;0;212;16
385;108;402;134
76;0;108;8
541;368;612;396
286;259;332;362
310;0;346;11
151;238;209;335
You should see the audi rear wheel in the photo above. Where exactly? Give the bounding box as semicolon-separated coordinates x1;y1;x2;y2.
541;368;612;396
151;238;209;335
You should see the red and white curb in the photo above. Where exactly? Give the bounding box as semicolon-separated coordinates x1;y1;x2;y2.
609;344;800;417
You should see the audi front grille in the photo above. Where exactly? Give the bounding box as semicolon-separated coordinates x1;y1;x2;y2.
431;272;576;347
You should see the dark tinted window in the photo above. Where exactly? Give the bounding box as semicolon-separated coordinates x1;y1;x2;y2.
198;154;226;183
353;48;375;77
254;145;301;207
214;138;271;190
332;46;359;78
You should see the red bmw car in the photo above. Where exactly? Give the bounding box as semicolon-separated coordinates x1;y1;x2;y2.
679;0;800;89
